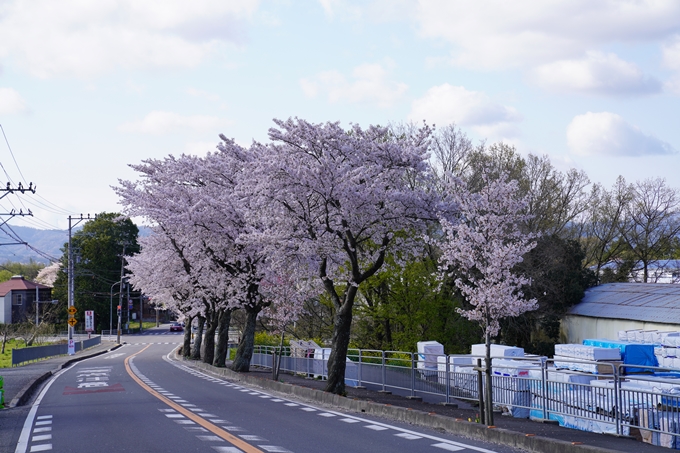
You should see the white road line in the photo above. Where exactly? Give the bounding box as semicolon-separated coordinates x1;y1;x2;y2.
239;435;266;441
30;435;51;442
32;428;51;433
432;443;465;451
28;445;51;452
211;447;243;453
395;432;422;440
164;347;498;453
36;416;52;420
259;446;292;453
196;435;224;442
318;413;336;417
15;365;73;453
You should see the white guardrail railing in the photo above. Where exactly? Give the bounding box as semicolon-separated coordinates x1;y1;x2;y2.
251;345;680;448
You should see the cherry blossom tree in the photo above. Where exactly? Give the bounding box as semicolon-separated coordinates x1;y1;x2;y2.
438;172;538;425
245;118;439;395
126;230;200;357
116;152;245;367
117;138;305;371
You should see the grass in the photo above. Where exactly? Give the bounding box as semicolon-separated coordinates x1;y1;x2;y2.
0;338;63;368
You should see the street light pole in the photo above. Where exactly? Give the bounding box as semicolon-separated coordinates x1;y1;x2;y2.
110;281;120;336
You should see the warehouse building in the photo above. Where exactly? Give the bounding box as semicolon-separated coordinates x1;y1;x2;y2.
562;283;680;344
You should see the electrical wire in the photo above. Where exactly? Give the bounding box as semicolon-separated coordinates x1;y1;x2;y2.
0;124;28;185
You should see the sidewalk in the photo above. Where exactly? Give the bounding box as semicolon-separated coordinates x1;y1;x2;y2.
176;354;670;453
1;341;121;408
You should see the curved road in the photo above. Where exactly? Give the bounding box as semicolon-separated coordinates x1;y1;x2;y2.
13;327;525;453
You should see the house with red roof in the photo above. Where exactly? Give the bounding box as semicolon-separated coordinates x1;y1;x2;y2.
0;275;52;324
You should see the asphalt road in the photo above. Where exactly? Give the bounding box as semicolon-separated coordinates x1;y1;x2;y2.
10;327;528;453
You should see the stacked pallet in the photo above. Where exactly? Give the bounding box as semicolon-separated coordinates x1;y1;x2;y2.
553;344;621;374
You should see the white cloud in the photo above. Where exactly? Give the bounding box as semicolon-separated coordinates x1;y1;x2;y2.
0;88;29;114
0;0;259;79
532;51;661;95
416;0;680;70
118;111;232;135
300;62;407;107
187;87;220;102
408;84;521;137
567;112;675;157
663;36;680;93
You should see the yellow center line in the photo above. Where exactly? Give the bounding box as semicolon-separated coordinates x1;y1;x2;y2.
124;345;263;453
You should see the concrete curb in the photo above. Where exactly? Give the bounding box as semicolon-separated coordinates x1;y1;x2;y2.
8;343;123;408
175;354;621;453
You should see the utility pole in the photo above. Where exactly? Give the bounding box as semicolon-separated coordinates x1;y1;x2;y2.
0;183;36;243
117;243;127;344
68;214;93;355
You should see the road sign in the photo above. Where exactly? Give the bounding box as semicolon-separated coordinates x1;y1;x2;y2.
68;339;75;355
85;310;94;332
67;306;77;315
67;317;78;327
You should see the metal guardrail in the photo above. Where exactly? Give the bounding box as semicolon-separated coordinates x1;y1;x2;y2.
252;346;680;447
11;335;102;366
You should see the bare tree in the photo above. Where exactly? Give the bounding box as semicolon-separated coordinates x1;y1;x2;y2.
620;178;680;282
579;177;632;278
428;123;476;185
523;154;591;237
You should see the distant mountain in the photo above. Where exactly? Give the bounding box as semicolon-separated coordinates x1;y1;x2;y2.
0;225;151;264
0;226;66;263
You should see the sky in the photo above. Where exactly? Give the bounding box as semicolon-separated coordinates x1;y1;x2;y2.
0;0;679;242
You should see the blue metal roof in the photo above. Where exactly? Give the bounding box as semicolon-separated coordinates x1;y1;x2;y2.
569;283;680;324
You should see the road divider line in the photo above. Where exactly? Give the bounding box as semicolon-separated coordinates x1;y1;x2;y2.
124;346;263;453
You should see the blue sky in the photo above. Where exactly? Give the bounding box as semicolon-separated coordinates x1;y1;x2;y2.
0;0;679;232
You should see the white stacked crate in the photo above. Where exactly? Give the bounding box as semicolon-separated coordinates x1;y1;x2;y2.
650;332;680;369
553;344;621;374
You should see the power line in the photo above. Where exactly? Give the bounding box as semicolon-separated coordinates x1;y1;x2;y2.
0;124;28;185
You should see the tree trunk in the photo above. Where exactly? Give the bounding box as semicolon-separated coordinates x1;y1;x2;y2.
203;310;218;365
1;328;7;354
182;315;192;357
324;303;353;395
191;315;205;360
485;331;494;426
213;308;232;368
231;305;259;372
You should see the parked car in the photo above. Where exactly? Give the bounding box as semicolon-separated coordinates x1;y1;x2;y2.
170;322;183;332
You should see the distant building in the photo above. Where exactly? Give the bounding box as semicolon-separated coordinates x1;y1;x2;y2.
0;275;52;324
599;259;680;284
562;283;680;344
